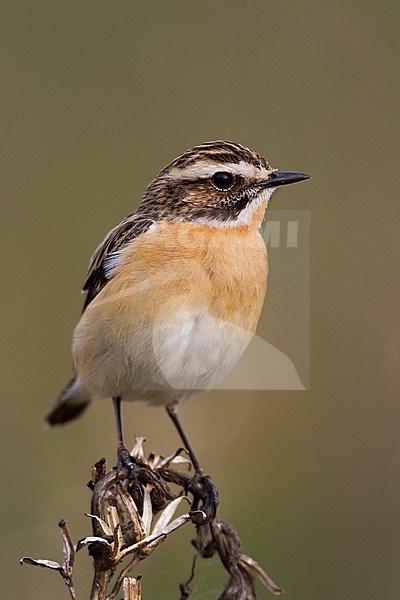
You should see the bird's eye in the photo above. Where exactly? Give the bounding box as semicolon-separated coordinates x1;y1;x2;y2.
211;171;234;190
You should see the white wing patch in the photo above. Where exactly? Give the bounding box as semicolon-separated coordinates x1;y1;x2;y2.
103;249;124;279
103;222;159;279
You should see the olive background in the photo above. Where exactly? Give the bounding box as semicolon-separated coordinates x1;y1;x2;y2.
1;1;399;599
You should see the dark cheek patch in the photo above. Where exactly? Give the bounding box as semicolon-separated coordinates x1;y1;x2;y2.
142;177;258;224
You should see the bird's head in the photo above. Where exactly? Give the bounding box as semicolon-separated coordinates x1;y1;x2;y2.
140;140;310;228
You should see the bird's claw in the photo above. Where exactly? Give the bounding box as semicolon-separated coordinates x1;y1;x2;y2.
187;472;219;523
116;443;144;508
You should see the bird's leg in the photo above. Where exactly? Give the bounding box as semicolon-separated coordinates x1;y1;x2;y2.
166;405;219;521
113;396;124;447
113;396;143;507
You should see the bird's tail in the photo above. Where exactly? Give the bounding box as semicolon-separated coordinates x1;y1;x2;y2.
45;376;91;426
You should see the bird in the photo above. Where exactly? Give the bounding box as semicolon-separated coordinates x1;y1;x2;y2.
45;140;309;511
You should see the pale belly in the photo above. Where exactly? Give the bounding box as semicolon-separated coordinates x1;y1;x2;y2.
73;302;254;406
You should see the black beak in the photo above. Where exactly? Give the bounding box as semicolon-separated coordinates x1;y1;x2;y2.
259;170;311;188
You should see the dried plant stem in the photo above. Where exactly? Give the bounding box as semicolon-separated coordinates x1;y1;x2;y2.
107;556;141;600
21;438;283;599
123;576;142;600
90;569;113;600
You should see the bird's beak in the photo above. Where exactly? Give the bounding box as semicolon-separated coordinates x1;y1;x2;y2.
259;170;311;188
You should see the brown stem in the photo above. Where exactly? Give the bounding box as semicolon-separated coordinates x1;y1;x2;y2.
106;556;141;600
90;568;113;600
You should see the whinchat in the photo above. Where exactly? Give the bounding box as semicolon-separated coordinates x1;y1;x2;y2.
46;140;309;485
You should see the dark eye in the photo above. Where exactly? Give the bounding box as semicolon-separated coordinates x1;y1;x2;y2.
211;171;234;190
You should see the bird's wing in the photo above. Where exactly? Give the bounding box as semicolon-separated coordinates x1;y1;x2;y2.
82;213;156;311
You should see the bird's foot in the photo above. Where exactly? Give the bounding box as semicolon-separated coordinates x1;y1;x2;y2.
187;470;219;524
116;442;144;508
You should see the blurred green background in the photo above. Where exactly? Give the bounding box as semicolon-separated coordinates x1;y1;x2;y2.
1;1;399;598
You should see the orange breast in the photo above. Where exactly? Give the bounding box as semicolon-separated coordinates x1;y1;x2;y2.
102;219;269;334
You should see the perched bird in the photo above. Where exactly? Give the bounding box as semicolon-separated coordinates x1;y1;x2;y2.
46;140;309;499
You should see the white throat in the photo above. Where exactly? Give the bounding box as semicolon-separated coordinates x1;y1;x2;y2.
192;188;275;229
